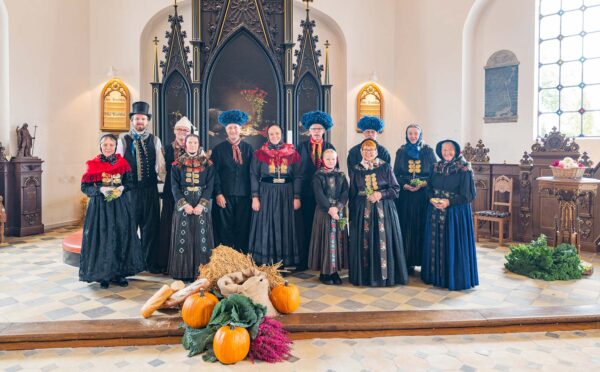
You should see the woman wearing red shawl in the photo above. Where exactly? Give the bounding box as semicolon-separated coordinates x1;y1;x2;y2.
248;124;302;268
79;134;144;289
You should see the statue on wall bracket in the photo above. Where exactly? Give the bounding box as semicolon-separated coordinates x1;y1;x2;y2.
16;123;37;158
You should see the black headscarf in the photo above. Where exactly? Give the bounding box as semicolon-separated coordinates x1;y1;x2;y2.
434;139;471;175
99;134;118;164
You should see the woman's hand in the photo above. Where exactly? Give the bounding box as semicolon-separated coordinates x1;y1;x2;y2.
193;204;204;215
252;197;260;212
403;184;417;192
183;204;194;215
215;194;226;208
294;198;301;210
431;198;449;210
99;186;113;196
328;207;340;220
368;191;382;203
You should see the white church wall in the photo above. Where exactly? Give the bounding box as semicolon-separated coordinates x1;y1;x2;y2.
469;0;600;164
0;0;9;152
5;0;94;227
393;0;475;154
468;0;536;164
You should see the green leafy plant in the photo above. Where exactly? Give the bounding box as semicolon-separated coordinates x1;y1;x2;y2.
504;234;584;281
338;217;348;230
182;294;266;362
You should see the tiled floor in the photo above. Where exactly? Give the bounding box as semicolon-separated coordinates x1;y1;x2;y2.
1;329;600;371
1;227;599;323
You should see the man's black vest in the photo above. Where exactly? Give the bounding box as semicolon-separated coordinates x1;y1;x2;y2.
123;134;158;187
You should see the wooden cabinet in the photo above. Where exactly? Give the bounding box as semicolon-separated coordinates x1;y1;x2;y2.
0;158;44;236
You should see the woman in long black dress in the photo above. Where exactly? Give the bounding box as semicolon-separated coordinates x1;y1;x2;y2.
349;139;408;287
308;149;349;285
80;134;144;289
421;139;478;290
393;124;436;274
157;117;191;274
168;134;215;281
248;124;302;267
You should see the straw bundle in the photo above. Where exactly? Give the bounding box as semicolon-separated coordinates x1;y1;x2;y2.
198;245;285;290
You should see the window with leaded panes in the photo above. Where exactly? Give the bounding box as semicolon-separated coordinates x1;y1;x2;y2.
538;0;600;137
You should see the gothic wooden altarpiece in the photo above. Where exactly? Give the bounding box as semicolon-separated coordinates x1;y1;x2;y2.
151;0;332;149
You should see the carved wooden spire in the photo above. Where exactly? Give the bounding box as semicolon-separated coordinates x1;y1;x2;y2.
324;39;331;85
153;36;160;83
293;1;323;81
160;2;192;80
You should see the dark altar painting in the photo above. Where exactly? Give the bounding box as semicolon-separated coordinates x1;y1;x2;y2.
163;72;190;144
295;73;321;144
206;32;280;150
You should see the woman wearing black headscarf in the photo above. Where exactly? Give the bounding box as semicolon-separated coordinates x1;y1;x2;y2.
247;124;302;268
79;134;144;289
421;140;478;290
393;124;436;274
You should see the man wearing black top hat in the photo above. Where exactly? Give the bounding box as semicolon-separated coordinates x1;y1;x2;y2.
211;110;254;253
117;101;166;273
297;111;336;271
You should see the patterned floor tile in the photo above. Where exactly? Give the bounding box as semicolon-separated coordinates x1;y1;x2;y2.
1;227;600;323
0;330;595;369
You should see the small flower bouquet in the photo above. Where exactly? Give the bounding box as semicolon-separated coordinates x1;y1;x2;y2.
550;157;585;179
338;217;348;230
104;187;122;202
409;178;424;187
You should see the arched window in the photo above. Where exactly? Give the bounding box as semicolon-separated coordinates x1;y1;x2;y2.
538;0;600;137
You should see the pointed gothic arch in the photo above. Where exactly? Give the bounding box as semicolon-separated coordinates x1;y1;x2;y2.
202;27;284;149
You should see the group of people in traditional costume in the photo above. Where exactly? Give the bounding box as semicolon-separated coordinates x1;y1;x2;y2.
79;100;479;291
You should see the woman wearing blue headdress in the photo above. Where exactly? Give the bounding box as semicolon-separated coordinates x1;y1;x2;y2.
421;140;478;290
393;124;436;274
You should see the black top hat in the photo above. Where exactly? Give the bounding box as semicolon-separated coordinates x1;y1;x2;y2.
129;101;152;120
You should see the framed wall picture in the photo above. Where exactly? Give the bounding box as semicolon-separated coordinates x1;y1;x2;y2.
101;79;130;132
356;83;383;131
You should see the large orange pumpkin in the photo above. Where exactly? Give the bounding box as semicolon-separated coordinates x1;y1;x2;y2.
213;325;250;364
269;280;300;314
181;290;218;328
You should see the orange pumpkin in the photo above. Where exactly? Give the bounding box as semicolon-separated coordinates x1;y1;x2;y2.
181;290;218;328
269;280;300;314
213;325;250;364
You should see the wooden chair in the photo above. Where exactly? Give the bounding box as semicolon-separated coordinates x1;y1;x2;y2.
473;175;513;246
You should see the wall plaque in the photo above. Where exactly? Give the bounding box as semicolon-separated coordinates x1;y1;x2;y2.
101;79;130;132
356;83;383;131
484;50;519;123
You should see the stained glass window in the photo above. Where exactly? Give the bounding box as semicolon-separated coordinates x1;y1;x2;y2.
538;0;600;137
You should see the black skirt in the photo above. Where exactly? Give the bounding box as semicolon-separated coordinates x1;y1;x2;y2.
79;194;144;283
248;182;300;267
167;189;214;280
395;187;429;267
349;198;408;287
156;194;175;273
